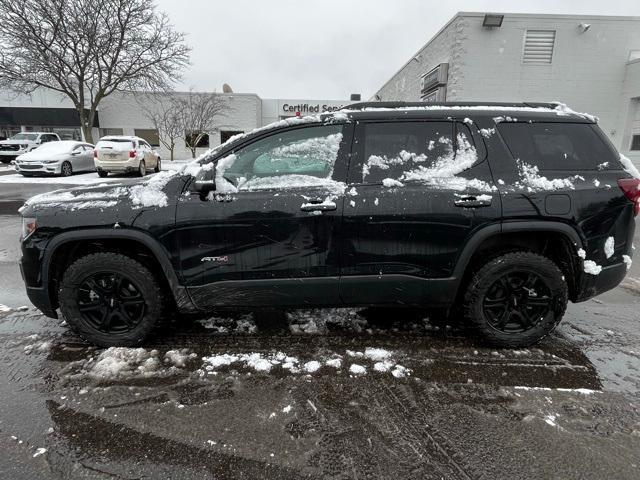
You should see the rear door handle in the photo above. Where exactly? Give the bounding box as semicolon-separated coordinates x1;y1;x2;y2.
454;195;492;208
300;199;337;212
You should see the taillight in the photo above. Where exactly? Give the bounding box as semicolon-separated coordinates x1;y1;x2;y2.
618;178;640;216
129;150;136;158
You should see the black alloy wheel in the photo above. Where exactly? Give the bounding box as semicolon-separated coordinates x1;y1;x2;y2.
482;271;552;334
463;251;568;347
77;272;146;334
59;252;164;346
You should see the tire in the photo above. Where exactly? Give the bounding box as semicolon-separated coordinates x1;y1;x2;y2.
154;158;161;173
60;161;72;177
462;252;568;348
59;252;164;347
0;158;11;164
137;160;146;177
97;170;108;178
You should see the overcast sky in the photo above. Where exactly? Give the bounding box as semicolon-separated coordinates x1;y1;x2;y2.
155;0;639;100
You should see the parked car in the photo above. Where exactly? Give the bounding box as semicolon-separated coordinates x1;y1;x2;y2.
19;102;638;347
94;136;161;177
0;132;60;164
14;141;95;176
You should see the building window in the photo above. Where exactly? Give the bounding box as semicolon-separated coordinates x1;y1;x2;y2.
99;128;124;138
186;131;209;148
631;135;640;151
220;130;243;144
134;129;160;147
523;30;556;64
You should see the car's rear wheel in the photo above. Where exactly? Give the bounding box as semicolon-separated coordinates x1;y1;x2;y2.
154;158;161;173
60;161;73;177
462;252;568;347
59;252;164;347
97;170;108;178
138;160;146;177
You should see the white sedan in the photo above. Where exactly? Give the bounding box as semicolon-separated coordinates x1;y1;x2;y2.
14;141;95;177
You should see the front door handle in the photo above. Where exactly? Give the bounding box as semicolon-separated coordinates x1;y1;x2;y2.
300;199;337;212
454;195;492;208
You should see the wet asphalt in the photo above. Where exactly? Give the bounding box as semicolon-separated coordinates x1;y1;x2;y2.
1;181;640;479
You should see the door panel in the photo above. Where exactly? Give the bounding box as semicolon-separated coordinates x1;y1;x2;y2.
175;123;353;309
339;120;501;306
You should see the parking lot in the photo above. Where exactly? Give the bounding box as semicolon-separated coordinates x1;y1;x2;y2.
0;173;639;479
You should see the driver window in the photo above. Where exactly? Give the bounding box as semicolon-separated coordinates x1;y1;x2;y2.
220;124;344;190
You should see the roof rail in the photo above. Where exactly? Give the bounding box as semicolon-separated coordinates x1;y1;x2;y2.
340;101;559;110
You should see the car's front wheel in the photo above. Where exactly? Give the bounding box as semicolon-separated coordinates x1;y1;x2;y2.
59;252;164;347
60;161;73;177
463;252;568;347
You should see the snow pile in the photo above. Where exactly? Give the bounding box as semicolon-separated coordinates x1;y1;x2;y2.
583;260;602;275
349;364;366;375
619;154;640;179
164;349;197;368
604;237;615;259
87;348;162;379
128;170;178;208
197;314;257;334
382;178;404;188
516;161;582;192
201;351;301;374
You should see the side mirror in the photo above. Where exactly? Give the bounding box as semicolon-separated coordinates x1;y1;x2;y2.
193;179;216;196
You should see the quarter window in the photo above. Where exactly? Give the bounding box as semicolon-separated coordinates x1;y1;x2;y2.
498;122;619;170
217;125;344;190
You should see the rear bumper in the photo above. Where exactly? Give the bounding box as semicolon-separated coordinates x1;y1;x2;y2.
574;261;629;302
95;158;140;172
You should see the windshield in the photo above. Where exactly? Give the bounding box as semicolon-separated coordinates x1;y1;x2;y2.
11;133;38;141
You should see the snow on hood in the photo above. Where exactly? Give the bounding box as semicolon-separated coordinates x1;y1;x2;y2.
17;141;80;160
21;170;180;212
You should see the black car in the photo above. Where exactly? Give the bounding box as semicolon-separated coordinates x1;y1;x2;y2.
19;102;639;347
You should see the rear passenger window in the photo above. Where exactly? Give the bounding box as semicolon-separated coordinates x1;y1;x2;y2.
497;123;618;171
358;122;454;183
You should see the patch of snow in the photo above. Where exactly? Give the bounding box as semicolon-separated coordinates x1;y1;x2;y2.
516;161;580;192
551;102;598;123
382;178;404;188
374;197;379;206
303;360;322;373
593;179;600;187
33;448;47;458
347;186;358;196
325;358;342;369
577;248;586;259
623;255;632;270
583;260;602;275
164;349;197;368
604;236;615;259
619;154;640;179
349;364;366;375
87;348;161;379
363;347;393;361
373;361;394;372
282;405;293;413
544;414;558;427
349;200;356;208
391;365;411;378
479;127;495;138
597;162;609;170
463;117;473;125
0;304;11;313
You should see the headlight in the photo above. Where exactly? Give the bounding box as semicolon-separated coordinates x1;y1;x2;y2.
43;160;59;164
21;217;37;240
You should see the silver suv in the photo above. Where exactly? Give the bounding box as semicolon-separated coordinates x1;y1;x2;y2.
94;136;161;177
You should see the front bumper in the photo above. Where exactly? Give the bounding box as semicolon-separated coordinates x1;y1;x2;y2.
19;260;58;318
15;162;62;175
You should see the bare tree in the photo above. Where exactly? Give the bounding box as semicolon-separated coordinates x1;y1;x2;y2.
136;93;183;161
178;89;230;158
0;0;190;143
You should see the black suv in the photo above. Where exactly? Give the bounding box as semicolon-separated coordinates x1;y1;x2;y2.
19;102;638;347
